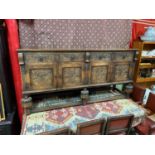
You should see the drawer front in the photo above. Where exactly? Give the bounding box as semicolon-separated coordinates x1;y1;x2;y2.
24;52;56;64
113;52;134;61
90;52;112;61
59;52;84;62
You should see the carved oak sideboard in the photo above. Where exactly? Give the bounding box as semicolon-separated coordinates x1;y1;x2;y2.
18;49;137;114
18;49;136;93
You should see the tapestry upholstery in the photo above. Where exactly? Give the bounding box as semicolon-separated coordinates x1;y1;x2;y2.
21;99;145;135
18;19;132;49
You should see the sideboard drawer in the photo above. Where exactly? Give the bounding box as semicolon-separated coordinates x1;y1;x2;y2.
90;52;112;61
113;52;134;61
24;53;56;64
59;52;84;62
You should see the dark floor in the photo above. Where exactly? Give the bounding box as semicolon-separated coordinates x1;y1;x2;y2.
129;128;138;135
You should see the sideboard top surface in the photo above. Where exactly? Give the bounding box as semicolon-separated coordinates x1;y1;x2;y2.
18;48;137;53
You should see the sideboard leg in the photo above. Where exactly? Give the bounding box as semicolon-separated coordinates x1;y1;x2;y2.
22;95;32;115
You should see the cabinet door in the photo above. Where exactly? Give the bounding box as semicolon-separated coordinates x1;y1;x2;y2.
89;62;111;84
89;52;112;85
25;64;57;90
112;62;133;82
23;52;58;91
58;62;85;88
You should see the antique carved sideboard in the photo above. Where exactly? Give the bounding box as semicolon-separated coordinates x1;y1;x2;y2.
18;49;137;115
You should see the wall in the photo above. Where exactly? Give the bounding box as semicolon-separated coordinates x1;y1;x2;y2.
19;19;132;49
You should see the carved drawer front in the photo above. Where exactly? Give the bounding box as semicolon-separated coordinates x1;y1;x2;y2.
59;52;84;62
90;62;111;84
25;64;57;90
112;63;130;82
90;52;112;61
58;62;84;88
24;52;56;64
113;52;134;61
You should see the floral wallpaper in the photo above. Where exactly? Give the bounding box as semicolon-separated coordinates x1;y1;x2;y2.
18;19;132;49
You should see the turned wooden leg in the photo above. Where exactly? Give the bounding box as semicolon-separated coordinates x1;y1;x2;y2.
22;95;32;115
124;83;134;98
81;88;89;105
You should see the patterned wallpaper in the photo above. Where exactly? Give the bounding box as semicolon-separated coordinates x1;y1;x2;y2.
18;19;132;49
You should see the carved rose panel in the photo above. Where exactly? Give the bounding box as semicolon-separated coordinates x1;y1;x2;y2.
30;69;53;89
114;64;129;81
62;67;82;87
91;66;108;83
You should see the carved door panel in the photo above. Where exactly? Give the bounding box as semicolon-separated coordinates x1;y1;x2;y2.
89;62;111;84
112;62;133;82
25;64;57;91
21;52;58;91
58;62;85;88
